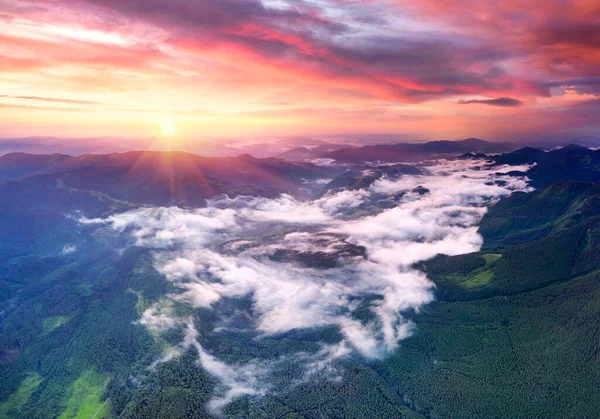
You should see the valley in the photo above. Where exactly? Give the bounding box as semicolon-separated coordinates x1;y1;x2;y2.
2;145;600;417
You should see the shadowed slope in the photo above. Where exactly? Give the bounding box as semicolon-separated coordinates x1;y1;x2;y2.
0;151;341;208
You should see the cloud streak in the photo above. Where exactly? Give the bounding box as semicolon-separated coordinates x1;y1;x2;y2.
458;97;523;107
0;94;101;105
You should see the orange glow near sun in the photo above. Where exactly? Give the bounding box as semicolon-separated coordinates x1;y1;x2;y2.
0;0;598;141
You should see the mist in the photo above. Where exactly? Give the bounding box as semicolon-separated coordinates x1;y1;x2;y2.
81;158;532;412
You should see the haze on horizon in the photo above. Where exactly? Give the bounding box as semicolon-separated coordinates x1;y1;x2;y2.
0;0;599;144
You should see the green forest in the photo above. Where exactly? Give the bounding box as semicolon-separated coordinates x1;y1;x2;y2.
3;149;600;417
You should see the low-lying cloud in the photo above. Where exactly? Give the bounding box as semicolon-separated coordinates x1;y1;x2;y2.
81;158;533;412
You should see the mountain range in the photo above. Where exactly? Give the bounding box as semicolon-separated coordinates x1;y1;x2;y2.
3;143;600;417
0;151;340;209
320;138;512;164
485;144;600;187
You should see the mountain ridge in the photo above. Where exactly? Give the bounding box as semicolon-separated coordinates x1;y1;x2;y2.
324;138;512;163
0;150;343;209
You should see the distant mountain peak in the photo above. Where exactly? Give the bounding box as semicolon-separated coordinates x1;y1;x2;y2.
560;144;589;151
514;146;545;153
459;137;488;144
236;153;257;160
548;144;592;157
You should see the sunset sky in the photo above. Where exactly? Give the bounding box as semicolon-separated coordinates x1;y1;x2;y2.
0;0;599;143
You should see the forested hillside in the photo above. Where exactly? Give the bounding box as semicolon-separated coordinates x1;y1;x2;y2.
393;180;600;417
3;151;600;418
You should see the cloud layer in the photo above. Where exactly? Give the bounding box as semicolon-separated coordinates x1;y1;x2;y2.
1;0;599;139
82;158;533;411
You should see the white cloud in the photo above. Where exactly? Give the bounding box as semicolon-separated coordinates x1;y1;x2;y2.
81;158;532;411
139;304;179;335
181;321;269;414
310;158;337;166
61;244;77;254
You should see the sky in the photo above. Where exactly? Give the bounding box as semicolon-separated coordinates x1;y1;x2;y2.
0;0;599;143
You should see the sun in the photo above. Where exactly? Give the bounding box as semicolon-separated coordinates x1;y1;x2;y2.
160;120;175;137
